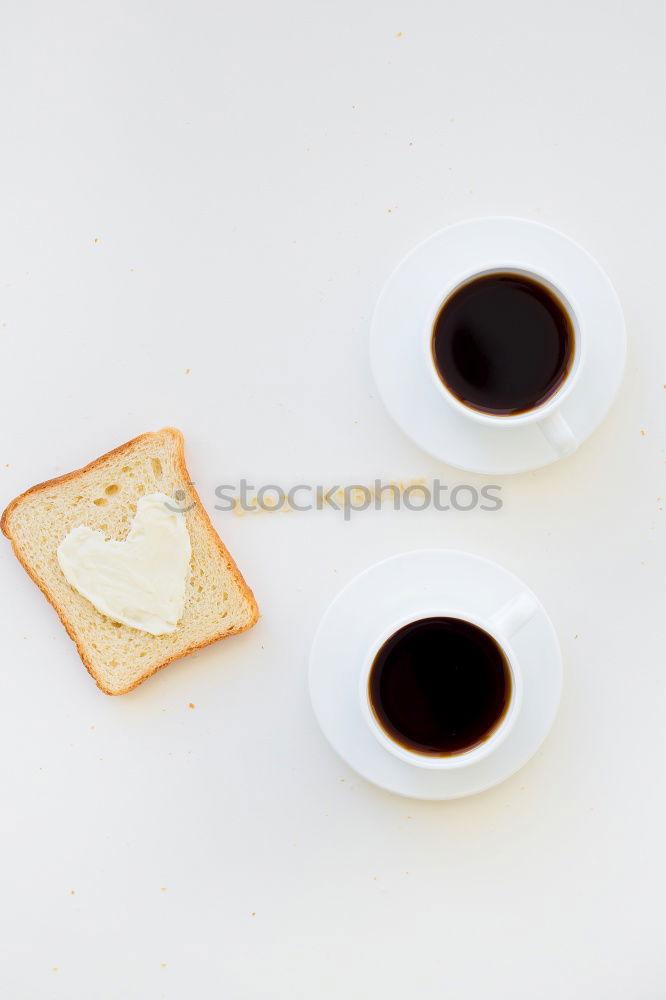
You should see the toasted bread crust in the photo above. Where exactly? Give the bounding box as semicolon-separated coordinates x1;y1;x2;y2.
1;428;259;694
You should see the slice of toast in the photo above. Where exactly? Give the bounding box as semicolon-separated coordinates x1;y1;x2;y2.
1;428;258;694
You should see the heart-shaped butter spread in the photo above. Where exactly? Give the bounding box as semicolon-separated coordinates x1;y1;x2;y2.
57;492;192;635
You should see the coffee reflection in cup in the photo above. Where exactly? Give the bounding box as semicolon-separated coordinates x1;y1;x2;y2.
368;616;512;757
431;272;575;417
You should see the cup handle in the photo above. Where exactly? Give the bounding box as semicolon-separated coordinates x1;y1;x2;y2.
536;411;578;456
490;592;538;640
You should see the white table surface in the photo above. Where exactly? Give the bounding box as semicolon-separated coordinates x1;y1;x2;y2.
1;2;665;997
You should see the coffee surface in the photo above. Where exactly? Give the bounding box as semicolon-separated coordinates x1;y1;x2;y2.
369;617;512;756
432;272;574;415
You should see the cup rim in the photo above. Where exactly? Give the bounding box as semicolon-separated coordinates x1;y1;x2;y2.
358;609;524;770
424;263;586;426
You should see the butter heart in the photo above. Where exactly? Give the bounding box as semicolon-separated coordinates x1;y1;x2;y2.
57;492;192;635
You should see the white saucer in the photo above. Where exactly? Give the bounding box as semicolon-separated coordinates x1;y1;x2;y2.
370;218;626;474
308;550;562;799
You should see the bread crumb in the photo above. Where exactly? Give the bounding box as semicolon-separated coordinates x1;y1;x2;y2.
188;702;195;709
396;31;403;37
251;911;256;916
92;237;99;244
185;368;191;374
387;208;392;213
640;429;646;436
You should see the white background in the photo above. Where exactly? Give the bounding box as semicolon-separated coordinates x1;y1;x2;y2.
1;1;665;997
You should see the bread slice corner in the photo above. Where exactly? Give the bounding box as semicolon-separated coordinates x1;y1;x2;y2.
2;427;259;694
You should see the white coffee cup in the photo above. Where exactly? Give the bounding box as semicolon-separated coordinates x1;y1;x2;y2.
424;265;585;456
358;591;537;770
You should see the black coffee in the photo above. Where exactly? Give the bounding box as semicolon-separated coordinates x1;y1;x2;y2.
368;617;511;756
431;272;574;416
